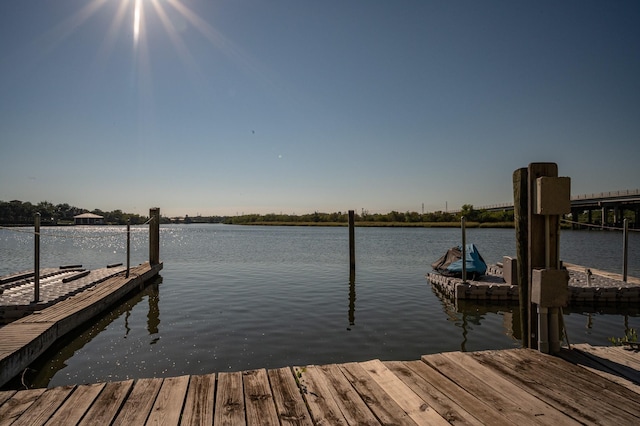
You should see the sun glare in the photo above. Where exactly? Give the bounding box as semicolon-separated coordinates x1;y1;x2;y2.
133;0;142;47
42;0;268;94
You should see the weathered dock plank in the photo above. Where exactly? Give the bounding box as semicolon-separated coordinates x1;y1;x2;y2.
180;373;216;426
45;383;106;426
266;367;312;426
213;371;245;425
0;388;46;426
384;360;484;426
315;363;379;425
359;359;450;425
293;365;352;425
112;378;162;426
243;369;279;426
146;375;190;425
401;359;513;425
557;345;640;394
0;345;638;425
10;385;74;426
78;379;133;426
470;349;638;425
422;352;573;426
340;361;420;425
440;351;581;425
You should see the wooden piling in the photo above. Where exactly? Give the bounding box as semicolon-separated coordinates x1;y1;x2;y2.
527;163;560;349
149;208;160;266
126;220;131;278
623;218;629;282
34;213;40;303
513;168;529;347
348;210;355;274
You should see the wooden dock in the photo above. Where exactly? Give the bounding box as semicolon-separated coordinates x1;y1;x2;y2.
427;263;640;304
0;343;638;425
0;265;127;324
0;262;163;388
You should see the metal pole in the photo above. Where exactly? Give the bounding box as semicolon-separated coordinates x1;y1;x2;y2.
34;212;40;303
549;307;560;353
461;216;467;283
623;218;629;282
538;306;549;353
126;219;131;278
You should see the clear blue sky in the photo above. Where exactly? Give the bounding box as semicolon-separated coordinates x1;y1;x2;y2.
1;1;638;217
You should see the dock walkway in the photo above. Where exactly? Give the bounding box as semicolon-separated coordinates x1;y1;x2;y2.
0;262;163;388
0;343;638;425
0;266;127;324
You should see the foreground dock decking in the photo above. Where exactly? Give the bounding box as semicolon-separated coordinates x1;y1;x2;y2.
0;262;163;388
0;343;638;425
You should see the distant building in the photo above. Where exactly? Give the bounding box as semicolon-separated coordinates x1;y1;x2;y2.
73;212;104;225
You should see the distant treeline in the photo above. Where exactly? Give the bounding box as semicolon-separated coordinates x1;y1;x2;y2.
0;200;149;225
223;205;514;226
1;200;516;227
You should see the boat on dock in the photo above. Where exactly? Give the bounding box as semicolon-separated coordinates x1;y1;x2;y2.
431;243;488;279
427;257;640;304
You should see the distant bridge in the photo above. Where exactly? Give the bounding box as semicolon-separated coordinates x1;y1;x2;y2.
476;189;640;229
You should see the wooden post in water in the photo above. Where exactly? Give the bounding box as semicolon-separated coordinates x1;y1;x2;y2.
623;218;629;282
126;219;131;278
149;207;160;265
461;216;467;283
33;212;40;303
513;168;529;347
348;210;355;275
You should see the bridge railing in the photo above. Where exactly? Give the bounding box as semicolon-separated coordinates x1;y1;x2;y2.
473;188;640;211
571;188;640;200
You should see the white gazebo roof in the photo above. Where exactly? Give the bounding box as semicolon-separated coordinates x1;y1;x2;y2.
73;212;104;219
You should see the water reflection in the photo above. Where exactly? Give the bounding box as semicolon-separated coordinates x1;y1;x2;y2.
148;281;160;344
347;270;355;330
432;285;522;351
432;280;640;352
13;277;162;389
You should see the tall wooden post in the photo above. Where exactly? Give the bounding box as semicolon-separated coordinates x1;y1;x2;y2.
528;164;557;351
528;163;570;354
461;216;467;283
348;210;355;274
34;212;41;303
513;168;529;347
126;219;131;278
623;218;629;282
149;207;160;265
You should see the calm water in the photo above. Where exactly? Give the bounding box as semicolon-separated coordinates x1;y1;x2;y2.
1;224;639;388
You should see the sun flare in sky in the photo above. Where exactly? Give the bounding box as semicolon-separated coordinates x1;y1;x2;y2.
133;0;141;47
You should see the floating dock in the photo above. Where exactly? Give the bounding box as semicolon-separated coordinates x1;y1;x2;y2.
0;262;163;388
0;265;127;324
0;343;638;424
427;261;640;304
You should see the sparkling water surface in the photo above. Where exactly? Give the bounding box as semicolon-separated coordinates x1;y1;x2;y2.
1;224;639;388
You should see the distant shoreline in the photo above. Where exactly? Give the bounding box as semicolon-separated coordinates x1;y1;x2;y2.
231;221;515;228
1;221;517;228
